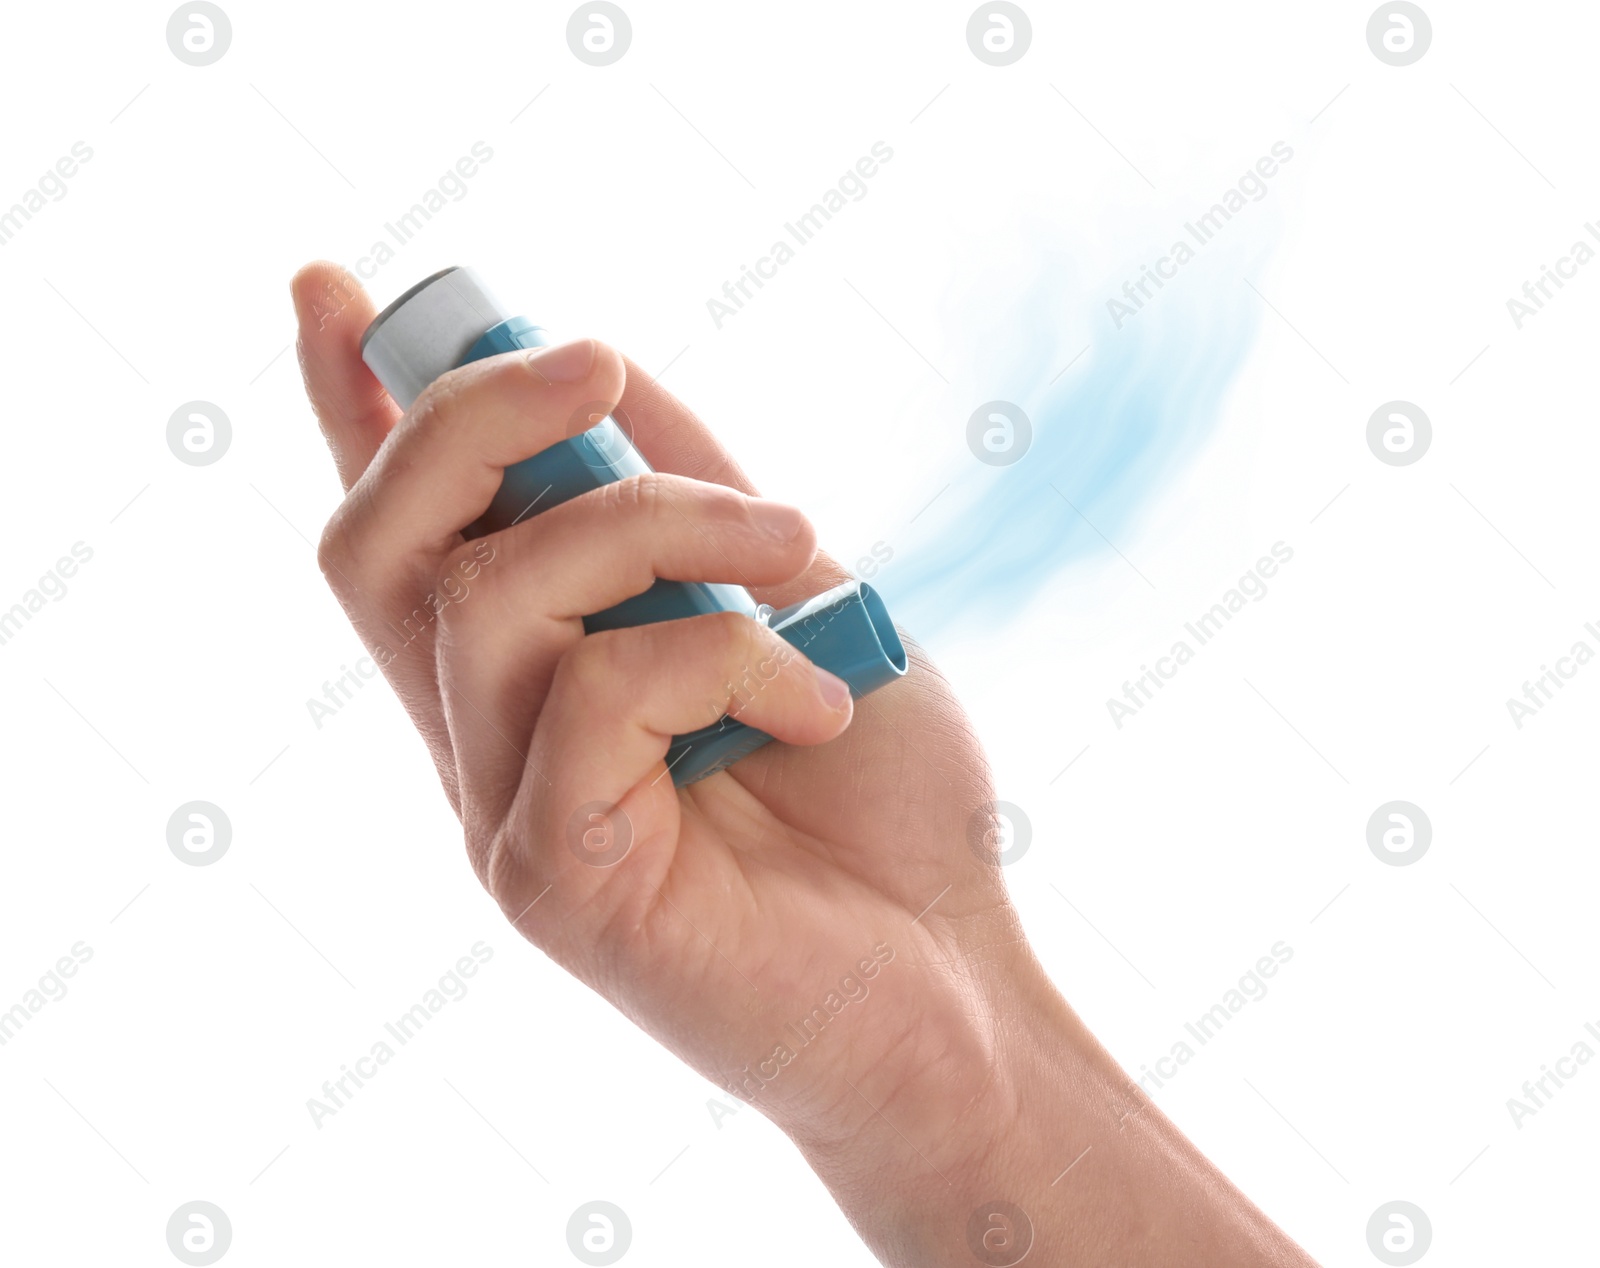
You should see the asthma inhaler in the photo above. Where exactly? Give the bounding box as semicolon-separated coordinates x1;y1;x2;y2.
360;266;908;785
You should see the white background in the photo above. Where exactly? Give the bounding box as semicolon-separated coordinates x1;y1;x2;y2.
1;1;1596;1264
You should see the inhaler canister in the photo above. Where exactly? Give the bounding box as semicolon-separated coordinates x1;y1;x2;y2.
361;266;907;784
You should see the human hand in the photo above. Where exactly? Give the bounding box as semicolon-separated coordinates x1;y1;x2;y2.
291;258;1011;1116
291;261;1316;1267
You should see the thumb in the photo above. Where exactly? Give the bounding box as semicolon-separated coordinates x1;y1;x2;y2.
290;260;401;491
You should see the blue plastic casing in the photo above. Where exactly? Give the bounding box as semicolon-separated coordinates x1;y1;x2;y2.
384;303;908;785
457;317;756;634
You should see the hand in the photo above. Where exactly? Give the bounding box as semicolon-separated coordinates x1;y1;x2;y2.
291;262;1317;1267
292;259;1007;1126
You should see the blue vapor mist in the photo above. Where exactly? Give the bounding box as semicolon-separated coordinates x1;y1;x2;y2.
875;247;1265;640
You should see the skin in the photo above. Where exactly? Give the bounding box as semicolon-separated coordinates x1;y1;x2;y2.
291;260;1320;1267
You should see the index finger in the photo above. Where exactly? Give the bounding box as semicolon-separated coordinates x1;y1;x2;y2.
617;354;853;609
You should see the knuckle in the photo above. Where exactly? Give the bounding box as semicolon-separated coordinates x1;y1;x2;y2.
482;824;538;927
397;353;532;457
316;503;357;589
710;607;755;644
481;824;515;903
602;471;670;520
708;609;762;663
405;355;510;439
404;373;459;439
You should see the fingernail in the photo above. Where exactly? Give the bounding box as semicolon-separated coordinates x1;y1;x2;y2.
813;664;851;710
749;498;806;542
526;338;596;384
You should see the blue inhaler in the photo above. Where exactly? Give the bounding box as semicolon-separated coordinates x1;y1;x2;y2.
360;266;908;785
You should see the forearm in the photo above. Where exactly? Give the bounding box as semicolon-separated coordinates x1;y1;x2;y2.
793;955;1318;1267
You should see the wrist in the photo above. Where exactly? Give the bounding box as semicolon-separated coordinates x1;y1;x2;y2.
786;939;1078;1264
786;938;1316;1267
